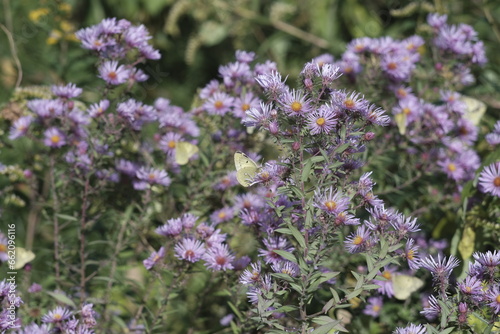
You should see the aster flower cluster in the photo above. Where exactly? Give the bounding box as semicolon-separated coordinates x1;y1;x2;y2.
420;250;500;330
0;279;23;331
75;18;160;86
144;213;245;272
14;303;98;334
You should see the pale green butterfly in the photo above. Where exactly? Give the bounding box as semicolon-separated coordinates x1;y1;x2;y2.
461;96;486;126
392;274;424;300
175;142;199;165
234;151;259;187
15;247;35;270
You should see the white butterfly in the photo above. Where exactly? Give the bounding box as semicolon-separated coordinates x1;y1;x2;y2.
392;274;424;300
234;151;259;187
175;142;199;165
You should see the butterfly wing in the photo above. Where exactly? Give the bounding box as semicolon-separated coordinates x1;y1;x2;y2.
175;142;199;165
392;274;424;300
234;152;259;187
461;96;486;126
15;247;35;270
394;113;407;135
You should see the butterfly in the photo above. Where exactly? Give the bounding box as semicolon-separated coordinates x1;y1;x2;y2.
234;151;259;187
392;274;424;300
15;247;35;270
394;113;407;135
175;142;199;165
461;96;486;126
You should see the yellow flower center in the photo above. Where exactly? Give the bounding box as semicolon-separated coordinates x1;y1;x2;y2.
108;71;117;80
54;313;62;320
0;244;6;252
496;294;500;303
214;100;223;109
407;249;414;260
382;271;392;280
50;135;60;144
344;99;355;109
344;67;353;73
465;286;472;293
388;62;397;70
447;163;457;172
493;176;500;187
372;304;381;312
324;200;337;211
153;254;160;262
402;107;411;115
397;88;407;97
316;117;326;126
353;235;363;245
218;212;226;219
148;173;156;180
241;103;250;111
291;101;302;112
251;270;259;281
168;141;176;149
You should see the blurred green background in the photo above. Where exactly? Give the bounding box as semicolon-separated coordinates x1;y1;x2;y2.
1;0;499;110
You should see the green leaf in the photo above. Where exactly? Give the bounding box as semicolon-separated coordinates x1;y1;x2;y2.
227;301;244;321
273;249;297;264
288;224;306;249
46;291;77;308
56;214;77;222
438;327;456;334
345;288;363;300
302;159;313;182
275;228;292;235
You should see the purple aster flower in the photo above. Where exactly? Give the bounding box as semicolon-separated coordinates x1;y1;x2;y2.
457;275;483;300
253;60;278;76
210;207;234;225
219;61;252;87
174;238;205;263
123;24;151;47
232;255;251;271
393;323;426;334
311;53;334;66
347;37;372;53
129;67;149;82
115;159;139;177
233;193;265;211
41;306;72;323
98;60;130;85
332;90;369;114
373;266;397;297
203;243;234;271
486;285;500;314
8;115;33;140
471;41;487;65
232;92;260;119
344;225;372;253
139;44;161;60
156;217;183;237
403;238;421;270
427;13;448;30
43;127;66;148
472;250;500;269
258;237;294;265
203;91;234;115
313;187;350;216
243;102;274;129
478;162;500;197
51;83;82;98
28;283;42;293
390;215;420;237
363;296;383;317
27;99;64;118
240;262;262;285
485;121;500;146
455;118;477;144
239;209;261;226
421;254;459;287
143;246;166;270
335;51;362;76
235;50;255;63
365;104;390;126
255;71;287;98
199;80;220;99
136;167;171;187
334;211;360;226
318;63;341;86
306;104;337;134
213;171;239;191
196;223;215;239
380;53;413;81
180;213;198;231
279;89;313;117
438;158;465;181
87;99;110;118
271;261;299;277
75;26;106;50
16;323;51;333
393;96;422;124
204;229;228;248
158;132;183;156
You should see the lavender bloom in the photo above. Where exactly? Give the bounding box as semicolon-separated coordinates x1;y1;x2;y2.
485;121;500;146
271;261;299;277
98;60;130;85
51;83;82;98
203;91;234;115
203;243;234;271
43;127;67;148
344;225;372;253
174;238;205;263
240;262;262;285
210;207;234;225
258;237;294;265
27;99;64;118
363;296;383;317
136;167;171;187
279;89;313;117
313;187;350;216
393;323;426;334
41;306;72;323
373;266;397;297
156;217;183;237
306;104;337;135
8;116;33;140
486;286;500;314
478;162;500;197
143;246;166;270
87;99;110;118
403;238;421;270
421;254;459;291
457;275;483;300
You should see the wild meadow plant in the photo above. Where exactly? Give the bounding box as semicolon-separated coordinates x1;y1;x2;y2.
0;14;499;334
